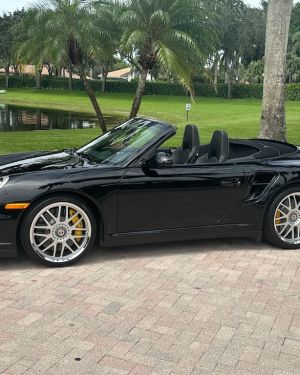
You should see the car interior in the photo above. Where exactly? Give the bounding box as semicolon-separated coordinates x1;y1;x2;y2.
152;124;298;166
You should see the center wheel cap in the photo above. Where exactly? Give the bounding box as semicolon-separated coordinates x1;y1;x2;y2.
52;224;70;241
289;211;300;225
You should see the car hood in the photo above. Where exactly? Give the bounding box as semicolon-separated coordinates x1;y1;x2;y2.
0;150;86;176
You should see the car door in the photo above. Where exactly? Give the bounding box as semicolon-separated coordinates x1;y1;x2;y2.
117;162;247;233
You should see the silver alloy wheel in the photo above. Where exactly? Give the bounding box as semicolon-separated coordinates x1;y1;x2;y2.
29;202;92;263
274;193;300;244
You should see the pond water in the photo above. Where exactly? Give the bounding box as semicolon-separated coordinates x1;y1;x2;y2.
0;103;125;132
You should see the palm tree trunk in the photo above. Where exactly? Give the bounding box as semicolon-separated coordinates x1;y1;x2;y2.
78;65;107;134
130;68;148;118
35;66;41;89
101;63;109;93
227;70;232;100
102;73;107;93
68;65;73;91
260;0;293;141
5;65;9;89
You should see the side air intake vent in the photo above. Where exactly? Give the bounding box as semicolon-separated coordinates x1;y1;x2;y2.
248;172;278;200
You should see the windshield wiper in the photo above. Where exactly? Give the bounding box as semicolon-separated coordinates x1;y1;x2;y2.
64;148;78;155
76;151;96;164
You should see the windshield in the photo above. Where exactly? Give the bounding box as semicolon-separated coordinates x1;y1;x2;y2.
77;118;168;166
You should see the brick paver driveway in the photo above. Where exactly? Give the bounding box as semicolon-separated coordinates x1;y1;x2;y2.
0;239;299;375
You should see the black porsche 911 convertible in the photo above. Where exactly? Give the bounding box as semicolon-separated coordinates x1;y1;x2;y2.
0;117;300;266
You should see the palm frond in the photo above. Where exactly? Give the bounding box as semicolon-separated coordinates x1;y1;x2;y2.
155;40;194;95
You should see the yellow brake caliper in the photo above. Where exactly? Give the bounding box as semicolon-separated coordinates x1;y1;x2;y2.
275;210;281;225
69;208;83;243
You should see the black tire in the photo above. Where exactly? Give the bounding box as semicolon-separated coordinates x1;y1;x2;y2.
20;195;97;266
264;187;300;249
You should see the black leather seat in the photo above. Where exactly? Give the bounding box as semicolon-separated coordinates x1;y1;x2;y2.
173;124;200;164
196;130;229;164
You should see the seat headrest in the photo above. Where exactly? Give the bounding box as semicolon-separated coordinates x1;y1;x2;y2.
209;130;229;162
182;124;200;152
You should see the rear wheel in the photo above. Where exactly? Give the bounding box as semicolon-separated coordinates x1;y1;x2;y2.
264;188;300;249
20;196;96;266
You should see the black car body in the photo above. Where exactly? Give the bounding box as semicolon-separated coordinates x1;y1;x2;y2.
0;117;299;265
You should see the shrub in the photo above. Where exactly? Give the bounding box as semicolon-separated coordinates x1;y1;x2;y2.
0;75;300;101
286;84;300;101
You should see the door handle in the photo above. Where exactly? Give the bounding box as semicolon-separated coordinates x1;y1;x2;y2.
221;178;241;187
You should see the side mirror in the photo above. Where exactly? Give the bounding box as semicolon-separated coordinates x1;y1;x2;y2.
142;152;173;176
153;152;173;167
142;158;157;176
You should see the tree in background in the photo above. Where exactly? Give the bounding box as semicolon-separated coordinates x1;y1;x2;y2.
119;0;213;118
290;2;300;35
93;2;121;93
243;59;264;83
206;0;265;97
282;4;300;85
240;6;266;66
286;52;300;83
260;0;293;141
16;9;51;89
17;0;117;133
0;10;25;88
213;0;247;99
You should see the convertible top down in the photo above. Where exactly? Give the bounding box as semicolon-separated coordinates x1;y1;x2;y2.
0;117;300;266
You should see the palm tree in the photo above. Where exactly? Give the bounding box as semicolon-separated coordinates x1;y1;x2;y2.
286;53;300;83
260;0;293;142
214;0;247;99
119;0;211;118
291;31;300;56
244;60;264;84
17;1;115;133
93;3;121;93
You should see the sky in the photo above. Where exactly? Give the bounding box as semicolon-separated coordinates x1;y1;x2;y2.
0;0;263;13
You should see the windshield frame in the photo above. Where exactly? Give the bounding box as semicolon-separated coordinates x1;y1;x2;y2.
77;117;176;168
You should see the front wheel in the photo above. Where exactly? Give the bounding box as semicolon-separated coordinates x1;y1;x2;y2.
264;188;300;249
20;196;96;266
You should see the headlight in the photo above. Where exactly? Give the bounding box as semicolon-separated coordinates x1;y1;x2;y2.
0;176;9;189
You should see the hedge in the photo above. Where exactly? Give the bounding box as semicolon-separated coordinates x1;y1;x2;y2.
0;75;300;100
286;84;300;101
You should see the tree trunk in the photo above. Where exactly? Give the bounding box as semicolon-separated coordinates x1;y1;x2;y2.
102;72;107;93
227;80;231;99
260;0;293;141
5;66;9;88
213;54;219;94
35;66;42;89
68;65;73;91
213;63;218;94
130;68;148;118
101;63;109;93
13;65;19;76
78;65;107;134
227;67;232;100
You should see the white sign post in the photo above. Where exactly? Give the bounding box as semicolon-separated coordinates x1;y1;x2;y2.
185;103;192;122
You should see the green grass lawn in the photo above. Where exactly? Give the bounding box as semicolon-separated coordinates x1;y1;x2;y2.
0;88;300;155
